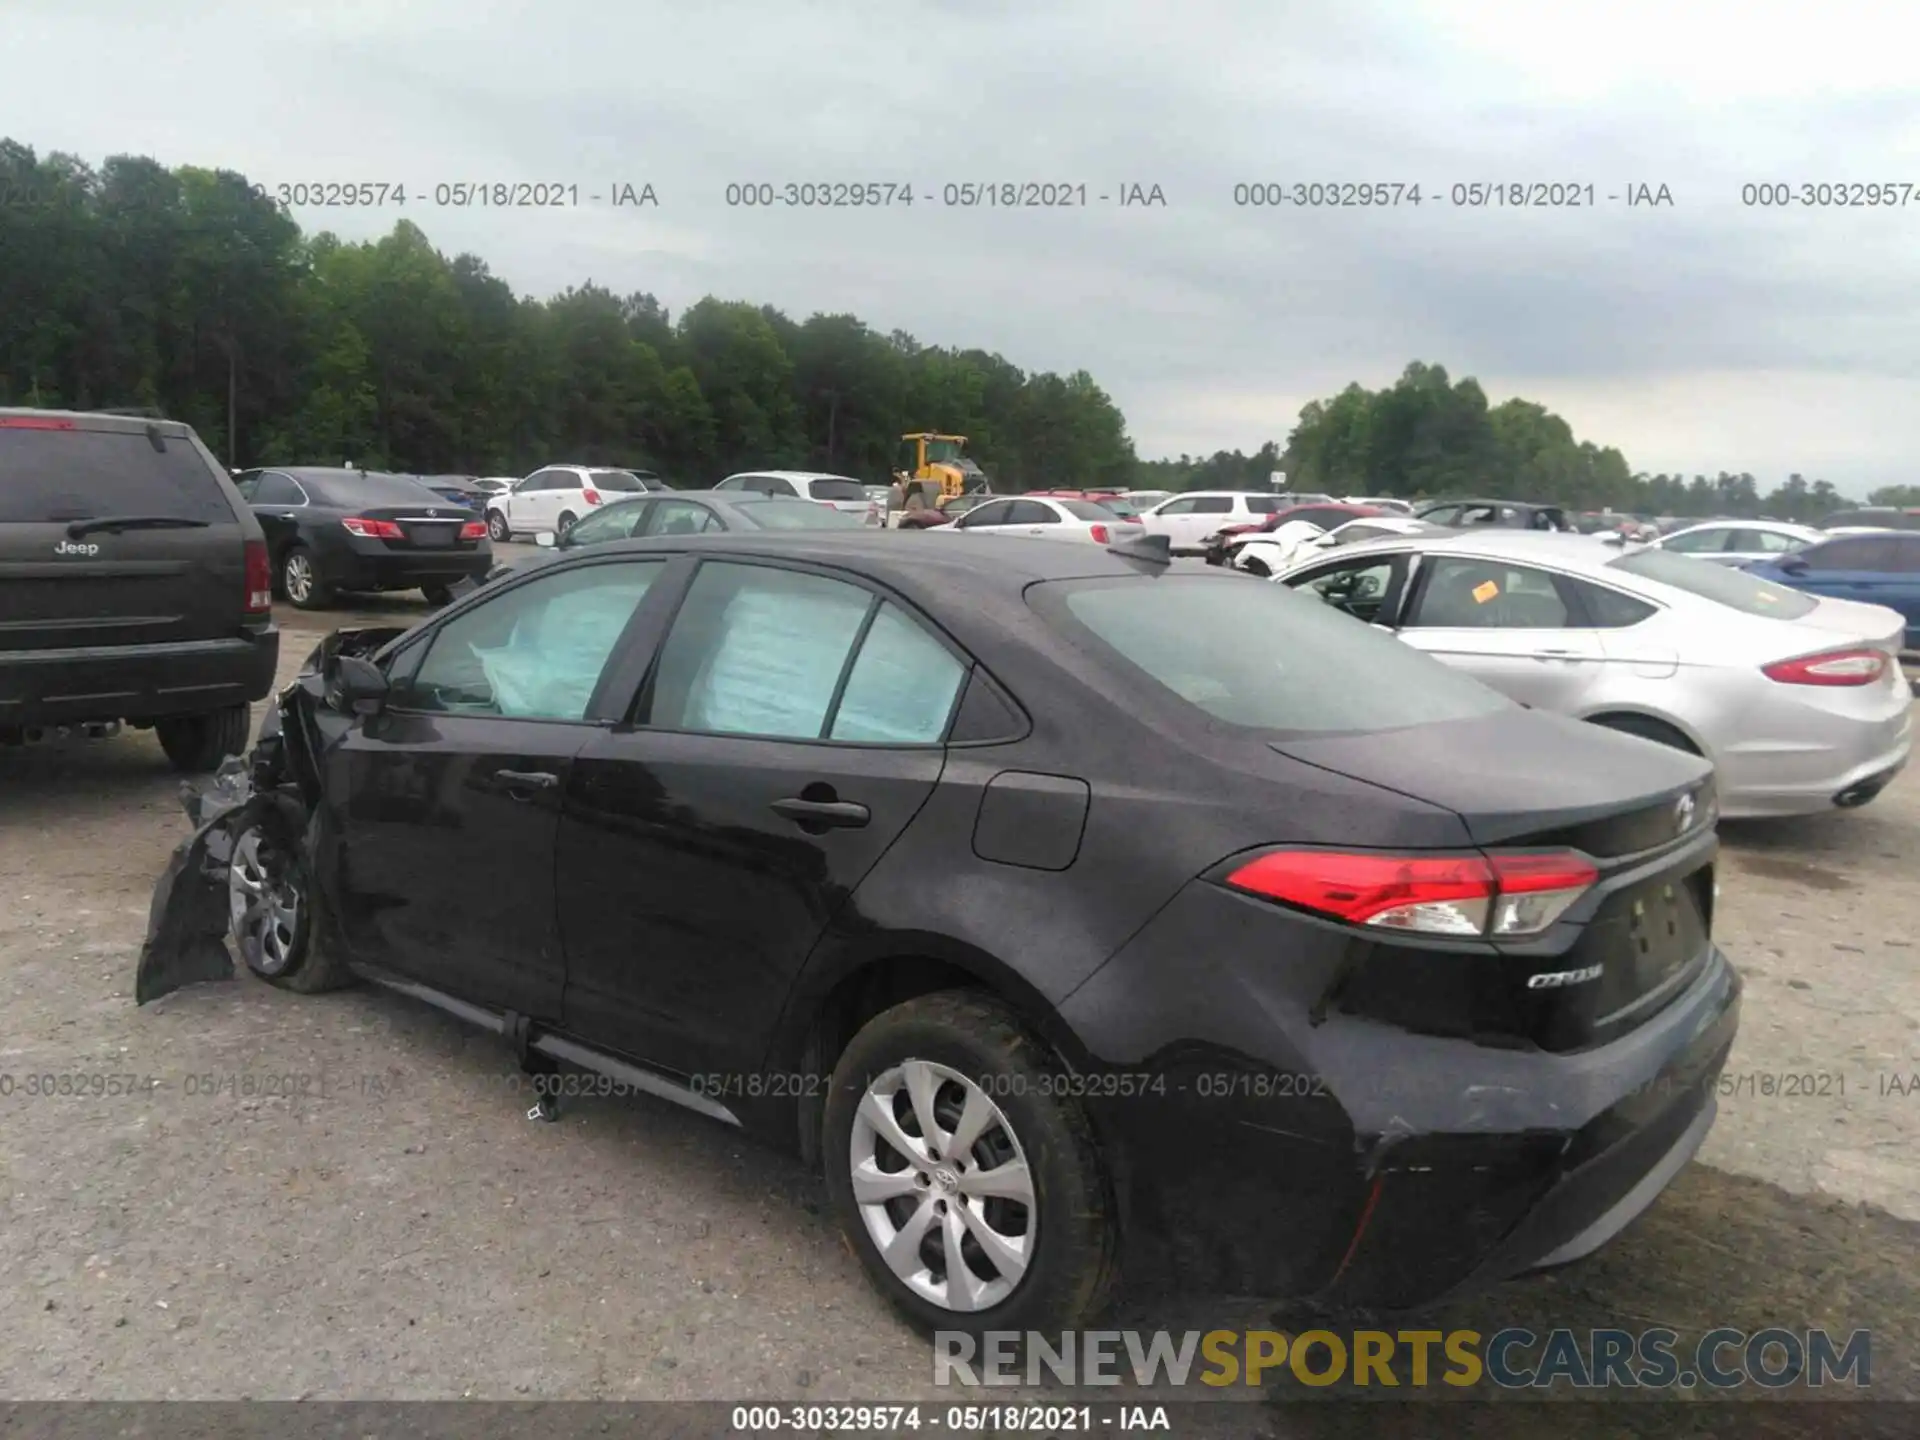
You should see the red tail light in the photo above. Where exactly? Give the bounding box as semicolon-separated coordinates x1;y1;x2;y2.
581;488;602;505
1225;849;1599;939
0;416;75;429
1762;647;1887;686
341;516;403;539
459;521;486;540
243;539;272;614
1090;523;1111;543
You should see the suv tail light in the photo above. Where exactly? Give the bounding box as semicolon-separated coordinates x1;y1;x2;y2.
1225;849;1599;939
1762;647;1887;686
341;516;404;539
243;539;272;614
581;488;602;505
459;521;487;540
1090;523;1111;544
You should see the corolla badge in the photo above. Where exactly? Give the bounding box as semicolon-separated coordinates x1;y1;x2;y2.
1674;792;1696;833
53;539;99;556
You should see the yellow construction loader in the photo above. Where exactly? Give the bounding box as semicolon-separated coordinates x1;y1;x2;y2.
896;433;990;501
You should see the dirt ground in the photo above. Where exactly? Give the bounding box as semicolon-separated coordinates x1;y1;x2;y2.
2;558;1916;1432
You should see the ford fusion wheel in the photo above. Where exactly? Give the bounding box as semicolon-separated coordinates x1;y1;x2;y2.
823;992;1114;1337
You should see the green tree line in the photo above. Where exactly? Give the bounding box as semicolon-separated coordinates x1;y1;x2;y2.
1137;362;1864;520
0;141;1136;488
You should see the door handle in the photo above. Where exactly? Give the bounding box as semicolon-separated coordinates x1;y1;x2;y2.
770;797;870;828
1532;648;1584;658
496;769;559;794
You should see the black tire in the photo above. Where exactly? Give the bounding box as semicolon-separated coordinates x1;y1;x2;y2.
155;704;251;774
486;509;511;542
556;510;579;538
421;583;454;606
822;990;1114;1340
229;808;351;994
1239;555;1271;577
281;544;333;610
1588;712;1700;755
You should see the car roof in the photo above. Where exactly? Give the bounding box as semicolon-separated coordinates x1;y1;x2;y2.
725;470;861;482
1418;497;1561;510
1320;528;1629;571
1667;518;1816;533
0;406;198;439
556;528;1203;588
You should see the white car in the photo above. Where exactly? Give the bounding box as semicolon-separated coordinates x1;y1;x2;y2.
1136;491;1287;554
1229;515;1435;575
930;494;1145;544
713;470;882;525
485;466;664;541
1649;519;1821;567
1342;495;1415;516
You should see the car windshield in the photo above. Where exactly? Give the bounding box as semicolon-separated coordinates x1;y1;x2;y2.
587;470;647;492
1607;547;1818;619
0;424;234;523
1034;575;1513;735
1059;500;1118;521
807;478;867;501
736;500;866;529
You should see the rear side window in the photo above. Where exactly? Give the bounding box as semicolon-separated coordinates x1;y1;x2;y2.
806;478;867;501
1036;576;1512;735
1566;579;1657;627
1244;496;1283;514
0;423;234;523
1607;548;1818;618
647;563;961;742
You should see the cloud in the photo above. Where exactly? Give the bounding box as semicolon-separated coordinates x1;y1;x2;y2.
3;0;1915;489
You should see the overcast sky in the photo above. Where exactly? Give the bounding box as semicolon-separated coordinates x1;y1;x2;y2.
7;0;1917;492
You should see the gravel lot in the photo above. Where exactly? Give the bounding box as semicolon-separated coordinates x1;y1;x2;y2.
3;549;1916;1427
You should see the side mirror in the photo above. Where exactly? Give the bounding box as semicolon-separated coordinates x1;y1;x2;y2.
328;654;389;716
535;530;557;548
1602;533;1625;546
1779;557;1809;575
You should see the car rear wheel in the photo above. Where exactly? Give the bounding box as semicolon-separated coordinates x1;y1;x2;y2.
822;991;1114;1339
1239;555;1272;577
487;510;511;542
422;583;454;606
154;704;251;774
227;820;350;992
556;510;579;538
281;545;333;610
1588;713;1700;755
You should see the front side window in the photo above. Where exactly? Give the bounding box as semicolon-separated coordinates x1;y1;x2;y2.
565;501;653;546
1662;527;1729;554
644;501;720;536
1801;536;1897;571
1408;557;1571;628
958;501;1016;528
1292;556;1401;624
403;561;664;719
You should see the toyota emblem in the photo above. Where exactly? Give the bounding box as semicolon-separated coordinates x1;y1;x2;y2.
1674;792;1695;832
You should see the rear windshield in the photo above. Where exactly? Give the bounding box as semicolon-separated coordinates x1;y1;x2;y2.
0;424;233;523
587;470;647;492
737;499;865;529
301;473;443;508
807;478;867;501
1059;500;1118;521
1035;575;1513;735
1607;547;1818;618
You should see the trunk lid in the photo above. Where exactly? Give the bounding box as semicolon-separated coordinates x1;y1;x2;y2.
1271;706;1719;1052
349;503;481;552
0;416;249;652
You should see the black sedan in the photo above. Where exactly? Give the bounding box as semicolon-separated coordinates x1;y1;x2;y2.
137;530;1737;1336
233;467;493;609
478;489;866;584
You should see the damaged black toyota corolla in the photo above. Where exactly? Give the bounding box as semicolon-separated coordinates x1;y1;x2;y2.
138;530;1739;1337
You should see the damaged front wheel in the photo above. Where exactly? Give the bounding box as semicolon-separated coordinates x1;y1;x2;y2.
225;817;347;993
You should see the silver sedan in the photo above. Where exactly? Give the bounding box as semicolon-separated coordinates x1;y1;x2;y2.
1275;530;1912;818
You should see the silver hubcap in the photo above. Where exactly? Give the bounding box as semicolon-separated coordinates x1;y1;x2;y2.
489;514;507;539
284;553;312;602
849;1059;1036;1312
229;829;300;975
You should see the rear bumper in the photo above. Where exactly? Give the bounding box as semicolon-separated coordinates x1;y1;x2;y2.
0;629;279;726
331;543;492;592
1062;904;1741;1307
1716;700;1911;817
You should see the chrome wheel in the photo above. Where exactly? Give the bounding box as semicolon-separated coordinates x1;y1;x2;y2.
229;828;301;976
283;552;314;604
848;1059;1035;1312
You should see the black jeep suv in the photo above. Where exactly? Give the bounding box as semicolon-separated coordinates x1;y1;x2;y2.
0;409;279;771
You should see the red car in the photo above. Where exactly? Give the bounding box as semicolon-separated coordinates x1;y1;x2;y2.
1202;502;1381;565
